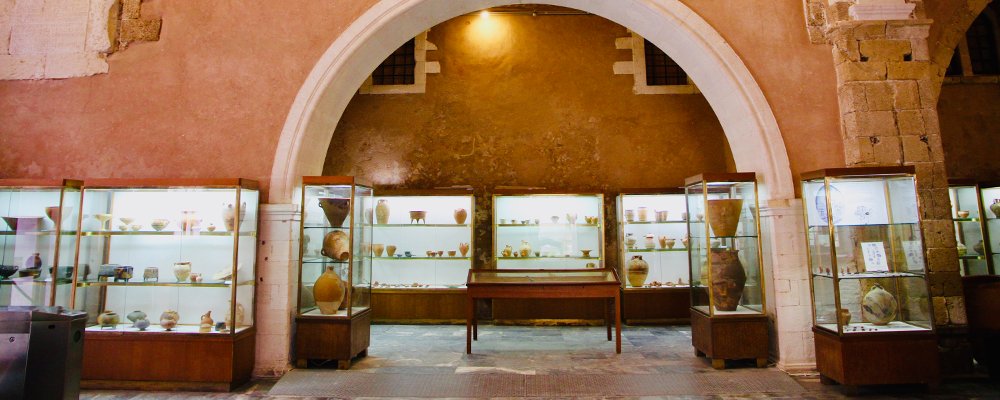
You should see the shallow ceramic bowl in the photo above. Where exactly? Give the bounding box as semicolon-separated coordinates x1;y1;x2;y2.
0;265;18;279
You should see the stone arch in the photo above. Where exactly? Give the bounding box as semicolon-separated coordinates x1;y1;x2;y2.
930;0;995;84
270;0;794;203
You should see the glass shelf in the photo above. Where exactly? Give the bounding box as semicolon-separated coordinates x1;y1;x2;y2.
811;271;925;279
0;230;79;236
493;192;605;270
79;230;255;237
0;278;73;285
953;218;981;222
497;256;601;260
496;223;600;228
624;220;687;225
373;256;470;261
373;223;469;228
75;280;254;288
624;248;688;252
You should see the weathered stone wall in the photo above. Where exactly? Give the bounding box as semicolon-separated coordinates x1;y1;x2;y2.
322;14;735;272
0;0;115;79
939;83;1000;180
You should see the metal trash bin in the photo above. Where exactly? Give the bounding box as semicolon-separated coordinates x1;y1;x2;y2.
0;306;87;400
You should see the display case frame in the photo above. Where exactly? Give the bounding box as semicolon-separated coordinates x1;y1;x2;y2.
616;188;690;324
295;176;373;369
490;189;608;321
979;181;1000;275
802;166;939;388
71;178;260;391
684;173;768;369
369;188;474;323
0;179;83;308
948;179;993;276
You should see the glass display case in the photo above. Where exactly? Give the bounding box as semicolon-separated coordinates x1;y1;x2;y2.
949;180;993;276
371;191;474;289
980;182;1000;274
493;191;604;270
685;173;768;369
73;179;259;390
685;174;764;317
295;176;373;369
617;190;689;288
0;179;82;308
802;167;939;387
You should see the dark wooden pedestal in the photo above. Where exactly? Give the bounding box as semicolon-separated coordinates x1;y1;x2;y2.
813;327;940;388
623;288;690;324
691;309;768;369
81;327;255;392
295;308;371;369
372;288;466;323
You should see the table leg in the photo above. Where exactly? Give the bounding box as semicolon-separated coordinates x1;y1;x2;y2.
614;292;622;354
605;297;612;341
466;296;473;354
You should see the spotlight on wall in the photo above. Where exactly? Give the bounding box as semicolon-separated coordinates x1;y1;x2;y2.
480;10;490;19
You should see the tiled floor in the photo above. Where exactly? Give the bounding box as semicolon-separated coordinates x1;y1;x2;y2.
82;324;1000;399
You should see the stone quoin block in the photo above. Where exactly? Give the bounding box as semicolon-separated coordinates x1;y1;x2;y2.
895;109;925;135
901;134;933;162
863;81;895;111
887;60;931;80
120;18;161;43
871;135;902;164
859;39;912;61
889;80;920;110
836;59;887;81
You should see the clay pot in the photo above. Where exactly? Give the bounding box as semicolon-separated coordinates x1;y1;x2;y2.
644;234;656;249
991;199;1000;219
23;253;42;270
313;266;346;314
318;198;350;227
322;230;351;261
160;310;179;331
134;319;150;331
151;219;169;231
448;250;456;257
225;302;245;330
97;311;120;328
625;233;637;249
837;308;852;326
665;238;676;249
706;199;744;237
637;207;649;222
127;310;147;326
581;249;592;257
409;210;427;224
375;199;390;224
459;242;470;257
200;311;214;333
519;240;531;257
861;283;898;325
709;249;747;311
386;245;397;257
655;210;669;222
222;202;247;232
454;208;468;224
626;255;649;288
143;267;159;282
957;210;971;219
974;240;986;255
624;209;635;222
372;244;385;257
502;245;513;257
173;262;192;282
658;236;668;249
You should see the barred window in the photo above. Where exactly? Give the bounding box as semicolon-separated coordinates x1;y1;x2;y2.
644;39;687;86
372;39;416;85
966;13;1000;75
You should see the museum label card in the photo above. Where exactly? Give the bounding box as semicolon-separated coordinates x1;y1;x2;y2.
861;241;889;272
902;240;925;271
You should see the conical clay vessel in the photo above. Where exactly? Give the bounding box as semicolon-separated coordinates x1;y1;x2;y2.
706;199;744;237
318;198;351;227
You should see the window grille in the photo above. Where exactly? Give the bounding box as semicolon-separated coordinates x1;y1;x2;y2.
373;38;416;85
644;39;687;86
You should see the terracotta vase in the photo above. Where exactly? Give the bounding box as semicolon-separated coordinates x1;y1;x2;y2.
625;233;637;249
454;208;468;224
862;283;897;325
637;207;649;222
706;199;744;237
502;245;513;257
372;243;385;257
709;248;747;311
644;234;656;249
837;308;852;326
991;199;1000;219
321;230;351;261
375;199;390;224
200;311;214;333
386;245;397;257
519;240;531;257
313;266;346;314
222;202;247;232
658;235;668;249
459;242;470;257
318;198;350;227
160;310;179;331
225;302;245;330
626;255;649;288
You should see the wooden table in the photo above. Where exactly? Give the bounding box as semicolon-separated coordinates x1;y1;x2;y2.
465;268;622;354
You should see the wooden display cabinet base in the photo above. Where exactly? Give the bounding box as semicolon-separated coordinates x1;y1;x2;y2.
690;309;768;370
813;326;940;387
372;288;466;322
295;308;371;369
81;327;255;392
623;288;690;324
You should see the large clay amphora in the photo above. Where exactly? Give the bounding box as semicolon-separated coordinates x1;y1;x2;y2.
318;198;351;227
627;255;649;288
313;266;345;314
709;248;746;311
862;283;897;325
222;202;246;232
321;230;351;261
706;199;744;237
375;199;390;224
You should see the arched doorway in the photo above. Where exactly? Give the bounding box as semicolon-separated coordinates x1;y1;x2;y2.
269;0;793;204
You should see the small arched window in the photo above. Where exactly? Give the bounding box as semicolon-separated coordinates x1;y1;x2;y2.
945;3;1000;78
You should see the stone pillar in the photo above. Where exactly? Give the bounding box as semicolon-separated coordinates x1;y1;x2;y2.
825;3;965;327
253;203;300;377
761;200;816;373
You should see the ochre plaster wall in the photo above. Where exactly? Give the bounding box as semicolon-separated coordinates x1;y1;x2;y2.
0;0;377;198
322;14;734;269
939;83;1000;180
